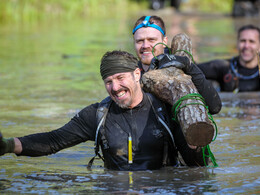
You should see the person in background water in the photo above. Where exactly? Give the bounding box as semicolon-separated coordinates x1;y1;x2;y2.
197;24;260;92
0;50;211;171
132;15;222;114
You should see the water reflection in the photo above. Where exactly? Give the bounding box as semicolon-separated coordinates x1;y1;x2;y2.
1;167;217;194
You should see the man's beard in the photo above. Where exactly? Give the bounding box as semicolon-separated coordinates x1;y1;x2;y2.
115;99;132;109
111;88;133;109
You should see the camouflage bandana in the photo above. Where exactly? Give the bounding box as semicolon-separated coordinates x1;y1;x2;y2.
100;55;138;80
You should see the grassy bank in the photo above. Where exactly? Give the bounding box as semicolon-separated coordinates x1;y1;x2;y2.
181;0;233;14
0;0;234;23
0;0;147;23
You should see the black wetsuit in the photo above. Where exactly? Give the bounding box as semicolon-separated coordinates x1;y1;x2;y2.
18;92;210;171
197;56;260;92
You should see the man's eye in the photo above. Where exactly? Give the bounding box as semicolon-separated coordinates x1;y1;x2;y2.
105;81;111;85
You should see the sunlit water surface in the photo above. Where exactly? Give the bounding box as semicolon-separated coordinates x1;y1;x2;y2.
0;9;260;194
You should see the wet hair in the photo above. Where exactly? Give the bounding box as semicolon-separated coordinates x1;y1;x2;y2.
133;15;166;37
238;24;260;41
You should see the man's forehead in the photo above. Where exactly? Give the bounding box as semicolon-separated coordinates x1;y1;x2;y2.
134;27;163;39
104;72;131;80
239;29;260;41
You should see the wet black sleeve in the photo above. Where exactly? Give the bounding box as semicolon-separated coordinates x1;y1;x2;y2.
17;103;99;157
186;63;222;114
197;59;230;81
172;122;208;166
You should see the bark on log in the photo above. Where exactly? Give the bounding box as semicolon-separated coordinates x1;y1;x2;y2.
142;33;214;147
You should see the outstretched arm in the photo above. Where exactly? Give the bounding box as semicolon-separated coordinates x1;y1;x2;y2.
0;103;98;157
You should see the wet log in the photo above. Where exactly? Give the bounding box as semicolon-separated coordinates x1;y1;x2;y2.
142;33;214;147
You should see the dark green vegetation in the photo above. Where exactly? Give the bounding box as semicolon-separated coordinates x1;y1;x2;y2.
0;0;233;23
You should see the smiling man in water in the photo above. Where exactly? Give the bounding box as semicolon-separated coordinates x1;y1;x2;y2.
133;15;168;72
0;50;211;170
101;53;143;109
197;24;260;92
132;15;221;114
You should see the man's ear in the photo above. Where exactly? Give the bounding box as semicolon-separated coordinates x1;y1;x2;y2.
163;36;168;46
134;68;141;82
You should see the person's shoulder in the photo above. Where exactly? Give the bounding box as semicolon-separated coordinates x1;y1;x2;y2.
144;92;168;108
198;58;231;68
73;103;99;119
80;96;112;112
80;102;99;111
144;92;157;101
76;97;112;118
212;59;230;64
99;96;112;105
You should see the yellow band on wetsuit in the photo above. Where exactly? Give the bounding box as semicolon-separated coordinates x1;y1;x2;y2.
128;136;133;164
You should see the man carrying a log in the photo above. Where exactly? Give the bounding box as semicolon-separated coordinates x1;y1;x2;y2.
132;16;222;149
132;15;221;114
197;24;260;92
0;50;210;170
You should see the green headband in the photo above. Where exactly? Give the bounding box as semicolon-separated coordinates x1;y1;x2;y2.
100;55;138;80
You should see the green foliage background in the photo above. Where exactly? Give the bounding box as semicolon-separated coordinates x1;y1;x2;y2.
0;0;146;22
182;0;233;14
0;0;234;23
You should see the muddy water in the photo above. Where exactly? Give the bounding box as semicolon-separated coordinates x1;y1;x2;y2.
0;9;260;194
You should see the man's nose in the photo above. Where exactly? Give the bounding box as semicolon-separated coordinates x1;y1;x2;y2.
111;80;121;91
142;40;150;48
244;41;250;48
